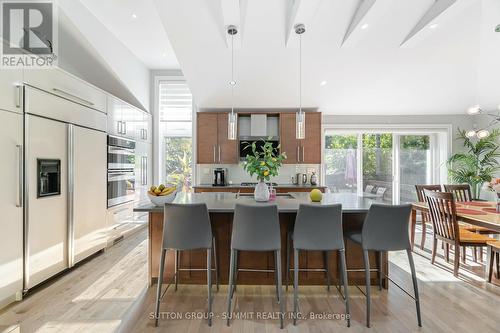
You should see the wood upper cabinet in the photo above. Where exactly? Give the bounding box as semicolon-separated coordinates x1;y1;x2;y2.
197;112;238;164
279;112;321;164
197;113;218;164
217;113;239;164
279;113;299;164
301;112;322;164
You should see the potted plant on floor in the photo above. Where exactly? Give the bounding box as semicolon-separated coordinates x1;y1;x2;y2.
242;138;287;201
447;128;500;200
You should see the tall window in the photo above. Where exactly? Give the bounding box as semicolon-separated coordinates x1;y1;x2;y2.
324;128;448;204
158;80;193;191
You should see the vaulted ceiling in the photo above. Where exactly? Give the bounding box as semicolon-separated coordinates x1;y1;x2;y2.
81;0;500;115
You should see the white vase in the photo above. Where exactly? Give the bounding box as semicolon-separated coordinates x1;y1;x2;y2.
254;180;270;202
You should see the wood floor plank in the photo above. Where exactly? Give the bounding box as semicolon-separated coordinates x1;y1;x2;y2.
0;227;498;333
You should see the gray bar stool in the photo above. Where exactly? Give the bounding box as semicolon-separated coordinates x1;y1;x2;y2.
290;204;351;327
154;203;218;327
347;204;422;328
226;204;284;329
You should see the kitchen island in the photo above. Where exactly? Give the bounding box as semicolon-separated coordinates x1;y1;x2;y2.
134;192;389;287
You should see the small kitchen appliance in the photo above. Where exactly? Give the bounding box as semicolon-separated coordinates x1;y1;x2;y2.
213;168;228;186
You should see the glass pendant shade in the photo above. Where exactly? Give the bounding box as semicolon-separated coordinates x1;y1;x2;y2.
228;112;237;140
465;130;477;138
296;112;305;140
477;129;490;139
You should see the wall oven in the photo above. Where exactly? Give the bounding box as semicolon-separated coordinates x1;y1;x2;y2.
108;136;136;170
107;135;136;207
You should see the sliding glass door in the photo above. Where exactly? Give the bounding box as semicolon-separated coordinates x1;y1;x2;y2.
324;129;446;204
362;134;393;202
396;135;432;203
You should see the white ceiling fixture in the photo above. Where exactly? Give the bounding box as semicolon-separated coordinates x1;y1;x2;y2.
285;0;323;46
220;0;246;49
401;0;460;47
360;23;369;30
227;25;238;141
80;0;179;69
320;80;328;86
295;23;306;140
465;105;500;138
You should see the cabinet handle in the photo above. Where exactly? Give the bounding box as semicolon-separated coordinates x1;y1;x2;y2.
144;129;147;140
117;121;121;134
144;157;148;185
16;145;23;207
123;122;127;134
53;88;95;106
15;85;22;108
302;146;305;163
213;146;216;163
297;146;300;163
218;146;221;163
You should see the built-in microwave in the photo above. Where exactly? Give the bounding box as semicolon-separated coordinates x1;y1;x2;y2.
239;139;280;160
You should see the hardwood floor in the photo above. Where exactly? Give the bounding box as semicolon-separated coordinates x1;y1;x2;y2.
0;227;499;333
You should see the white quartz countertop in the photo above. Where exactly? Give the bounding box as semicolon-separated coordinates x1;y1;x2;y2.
134;192;385;213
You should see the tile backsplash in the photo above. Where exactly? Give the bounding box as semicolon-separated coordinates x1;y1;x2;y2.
196;164;321;185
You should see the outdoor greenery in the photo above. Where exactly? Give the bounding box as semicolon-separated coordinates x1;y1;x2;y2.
362;134;393;180
164;137;192;192
447;128;500;199
242;137;287;182
324;134;431;201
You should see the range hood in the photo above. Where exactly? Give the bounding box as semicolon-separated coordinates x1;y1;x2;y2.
239;114;279;140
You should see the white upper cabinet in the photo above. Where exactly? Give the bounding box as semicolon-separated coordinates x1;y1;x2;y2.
107;96;123;137
106;95;152;142
23;68;106;113
0;69;23;114
137;112;152;143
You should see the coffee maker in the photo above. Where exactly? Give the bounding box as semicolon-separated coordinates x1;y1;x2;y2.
213;168;228;186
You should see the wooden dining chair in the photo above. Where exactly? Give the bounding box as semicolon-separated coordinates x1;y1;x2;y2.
443;184;472;202
424;190;491;277
444;184;499;261
414;185;441;250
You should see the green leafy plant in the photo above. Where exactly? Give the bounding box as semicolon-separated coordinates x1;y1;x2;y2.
447;128;500;199
242;137;287;182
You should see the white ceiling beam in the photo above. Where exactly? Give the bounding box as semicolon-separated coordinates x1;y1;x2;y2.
220;0;247;49
341;0;376;47
400;0;458;47
285;0;324;46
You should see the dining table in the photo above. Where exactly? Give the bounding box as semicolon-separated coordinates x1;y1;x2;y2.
411;201;500;278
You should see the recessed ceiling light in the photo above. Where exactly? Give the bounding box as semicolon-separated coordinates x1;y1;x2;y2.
360;23;369;30
429;23;438;29
162;53;166;57
320;80;327;86
132;14;137;19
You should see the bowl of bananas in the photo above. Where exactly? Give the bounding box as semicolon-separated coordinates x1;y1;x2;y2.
147;184;178;206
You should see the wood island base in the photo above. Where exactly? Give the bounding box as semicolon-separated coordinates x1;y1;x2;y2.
147;211;388;288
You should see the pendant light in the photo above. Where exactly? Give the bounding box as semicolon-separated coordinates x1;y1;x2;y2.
227;25;238;140
295;23;306;140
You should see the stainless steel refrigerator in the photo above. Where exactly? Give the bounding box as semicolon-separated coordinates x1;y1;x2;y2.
24;86;107;290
